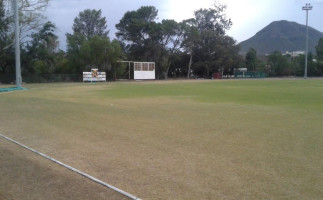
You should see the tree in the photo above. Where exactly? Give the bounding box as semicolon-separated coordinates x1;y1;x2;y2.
0;0;49;79
0;0;13;75
116;6;158;58
267;51;290;76
24;21;59;74
316;38;323;61
66;9;121;75
66;9;109;73
245;48;257;71
116;6;158;45
79;36;121;72
116;2;242;79
116;6;167;78
30;21;58;52
193;2;232;34
183;1;239;78
72;9;108;40
182;19;199;78
4;0;49;44
0;0;8;40
20;0;49;11
159;20;186;79
314;38;323;76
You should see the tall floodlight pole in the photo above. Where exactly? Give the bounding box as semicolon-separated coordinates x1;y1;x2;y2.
302;3;313;79
14;0;22;87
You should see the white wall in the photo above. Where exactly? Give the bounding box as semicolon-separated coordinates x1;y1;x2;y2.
134;71;155;80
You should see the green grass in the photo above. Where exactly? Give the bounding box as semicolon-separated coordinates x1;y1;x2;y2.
0;79;322;200
100;79;323;111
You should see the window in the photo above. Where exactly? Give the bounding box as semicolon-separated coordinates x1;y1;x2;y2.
142;63;149;71
134;63;141;71
149;63;155;71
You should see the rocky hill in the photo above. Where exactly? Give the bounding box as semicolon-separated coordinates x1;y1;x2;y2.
239;20;323;55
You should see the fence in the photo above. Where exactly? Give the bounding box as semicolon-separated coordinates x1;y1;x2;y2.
0;74;83;84
234;72;267;78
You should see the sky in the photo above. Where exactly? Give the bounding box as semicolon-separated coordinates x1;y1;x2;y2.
44;0;323;50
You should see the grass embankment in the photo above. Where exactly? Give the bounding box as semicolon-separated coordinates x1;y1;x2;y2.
0;79;322;199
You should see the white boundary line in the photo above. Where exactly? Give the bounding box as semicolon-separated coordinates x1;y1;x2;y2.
0;133;141;200
0;91;15;95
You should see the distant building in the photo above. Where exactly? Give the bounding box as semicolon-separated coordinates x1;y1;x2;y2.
282;51;305;57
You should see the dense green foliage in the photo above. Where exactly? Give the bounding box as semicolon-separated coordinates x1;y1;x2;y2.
72;9;109;39
316;38;323;61
245;48;257;71
0;0;13;75
263;50;322;77
116;6;191;79
0;1;8;40
187;4;240;77
115;3;240;79
66;9;122;74
24;21;59;74
0;0;53;82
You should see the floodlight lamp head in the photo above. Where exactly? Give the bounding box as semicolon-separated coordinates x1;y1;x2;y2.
302;3;313;10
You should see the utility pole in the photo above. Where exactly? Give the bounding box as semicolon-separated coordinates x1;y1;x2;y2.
302;3;313;79
14;0;21;87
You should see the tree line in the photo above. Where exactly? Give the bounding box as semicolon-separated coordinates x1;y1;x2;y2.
1;0;323;83
245;42;323;77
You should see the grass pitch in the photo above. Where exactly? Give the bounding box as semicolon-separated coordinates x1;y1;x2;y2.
0;79;322;199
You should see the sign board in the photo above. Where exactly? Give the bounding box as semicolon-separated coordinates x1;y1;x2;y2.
92;68;98;78
83;68;106;82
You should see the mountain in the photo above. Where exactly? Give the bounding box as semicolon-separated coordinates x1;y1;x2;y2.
239;20;323;55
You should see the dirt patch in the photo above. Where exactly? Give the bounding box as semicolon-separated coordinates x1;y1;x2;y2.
0;139;129;200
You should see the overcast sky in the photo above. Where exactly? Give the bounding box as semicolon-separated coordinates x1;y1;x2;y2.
45;0;323;50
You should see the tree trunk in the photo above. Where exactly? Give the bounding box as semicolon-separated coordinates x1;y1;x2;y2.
187;54;192;79
165;59;173;80
206;64;210;78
